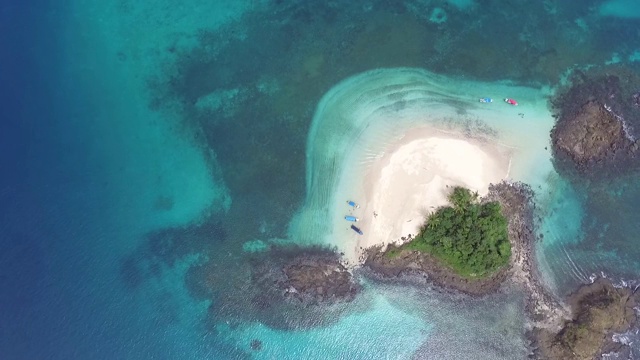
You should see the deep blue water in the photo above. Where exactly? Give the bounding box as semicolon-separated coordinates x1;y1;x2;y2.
2;3;101;358
3;0;640;359
0;3;159;358
1;2;58;357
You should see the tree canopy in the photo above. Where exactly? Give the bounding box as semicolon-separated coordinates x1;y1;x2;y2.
403;186;511;277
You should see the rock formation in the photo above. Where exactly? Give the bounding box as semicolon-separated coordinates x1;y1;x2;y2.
551;69;640;177
534;279;638;360
552;100;635;169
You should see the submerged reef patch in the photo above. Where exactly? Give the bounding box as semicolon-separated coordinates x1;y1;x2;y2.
252;245;360;307
120;217;228;288
186;245;359;331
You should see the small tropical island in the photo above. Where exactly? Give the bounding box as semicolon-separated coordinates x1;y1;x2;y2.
365;182;547;300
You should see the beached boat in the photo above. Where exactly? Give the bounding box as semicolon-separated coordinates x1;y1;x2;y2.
350;224;363;235
344;215;359;222
346;200;360;208
504;98;518;106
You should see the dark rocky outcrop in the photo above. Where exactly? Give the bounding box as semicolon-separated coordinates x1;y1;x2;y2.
552;100;635;169
485;183;567;325
251;246;360;307
187;246;359;332
550;68;640;178
281;254;359;305
534;278;638;360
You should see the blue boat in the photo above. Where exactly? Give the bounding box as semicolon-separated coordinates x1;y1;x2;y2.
479;97;493;103
344;215;359;222
346;200;360;208
350;224;363;235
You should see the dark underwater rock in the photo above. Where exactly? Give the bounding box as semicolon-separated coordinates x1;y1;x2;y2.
186;245;359;332
282;254;359;305
250;339;262;351
551;100;635;172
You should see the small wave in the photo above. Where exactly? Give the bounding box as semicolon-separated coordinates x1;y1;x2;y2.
592;271;640;290
606;329;640;360
603;103;636;142
561;246;590;283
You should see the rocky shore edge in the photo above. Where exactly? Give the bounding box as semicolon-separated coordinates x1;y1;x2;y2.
243;182;550;307
483;182;569;329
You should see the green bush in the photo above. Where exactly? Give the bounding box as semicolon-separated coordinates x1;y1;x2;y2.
404;186;510;277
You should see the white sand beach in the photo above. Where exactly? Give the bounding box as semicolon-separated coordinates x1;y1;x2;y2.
354;128;511;257
288;68;557;265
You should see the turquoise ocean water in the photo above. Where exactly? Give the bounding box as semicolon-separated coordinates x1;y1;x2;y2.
2;0;640;359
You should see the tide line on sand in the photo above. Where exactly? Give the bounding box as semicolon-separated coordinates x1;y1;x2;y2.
288;68;556;265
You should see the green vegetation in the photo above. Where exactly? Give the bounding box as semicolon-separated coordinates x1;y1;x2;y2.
401;186;511;277
560;322;590;348
385;247;402;259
